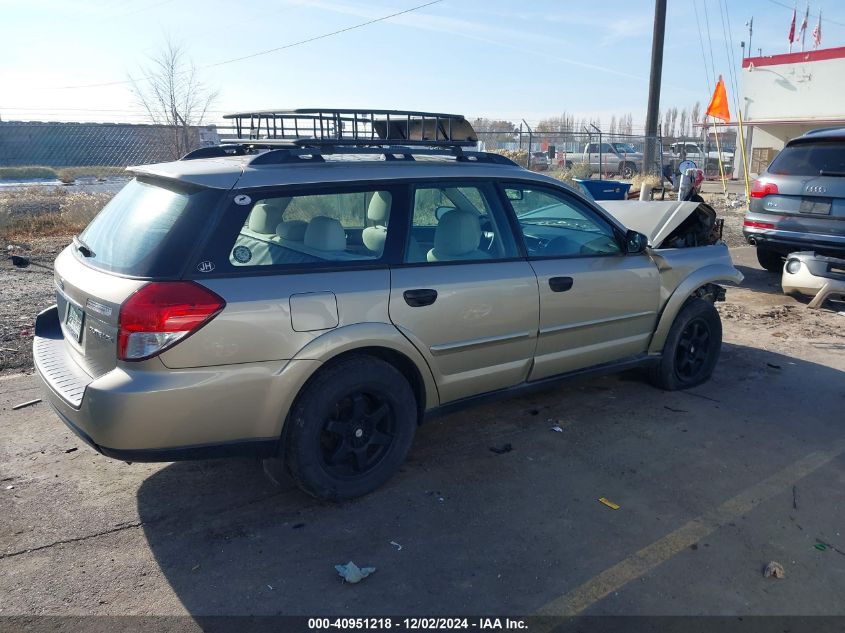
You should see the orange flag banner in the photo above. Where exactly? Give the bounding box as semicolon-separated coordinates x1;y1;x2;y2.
706;76;731;121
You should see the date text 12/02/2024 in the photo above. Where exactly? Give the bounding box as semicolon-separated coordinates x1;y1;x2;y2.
307;618;528;630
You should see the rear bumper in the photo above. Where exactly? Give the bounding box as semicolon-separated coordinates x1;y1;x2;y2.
743;227;845;258
33;305;319;462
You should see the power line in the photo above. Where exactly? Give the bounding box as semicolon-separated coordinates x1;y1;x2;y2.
692;0;715;94
718;0;741;114
702;0;720;85
54;0;443;90
765;0;845;28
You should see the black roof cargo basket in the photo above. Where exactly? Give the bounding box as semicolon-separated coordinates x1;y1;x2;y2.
221;108;478;148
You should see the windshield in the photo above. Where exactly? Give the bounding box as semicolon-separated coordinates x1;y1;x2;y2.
612;143;637;153
77;178;218;277
768;141;845;176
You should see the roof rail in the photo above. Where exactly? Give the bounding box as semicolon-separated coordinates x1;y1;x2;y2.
245;145;518;166
181;140;518;167
221;108;479;148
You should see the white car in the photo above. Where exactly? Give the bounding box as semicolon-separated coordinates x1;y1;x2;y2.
782;251;845;309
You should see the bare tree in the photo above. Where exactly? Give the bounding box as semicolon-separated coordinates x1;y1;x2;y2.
130;37;219;160
691;101;702;133
472;118;518;148
668;107;679;139
678;108;689;139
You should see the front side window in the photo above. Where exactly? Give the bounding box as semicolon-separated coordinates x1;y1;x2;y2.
228;188;394;267
504;185;621;258
406;184;518;263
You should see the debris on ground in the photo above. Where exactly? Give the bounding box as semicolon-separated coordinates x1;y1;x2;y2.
767;363;782;370
815;543;827;551
489;443;513;454
664;406;689;413
763;561;786;578
598;497;621;510
335;562;376;584
390;541;403;551
550;425;563;433
12;398;41;410
64;447;78;454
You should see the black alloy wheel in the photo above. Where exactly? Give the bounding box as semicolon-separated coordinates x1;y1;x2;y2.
320;391;395;478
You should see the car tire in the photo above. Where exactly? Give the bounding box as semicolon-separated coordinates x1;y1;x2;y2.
618;162;636;179
279;354;417;501
756;247;784;273
648;298;722;391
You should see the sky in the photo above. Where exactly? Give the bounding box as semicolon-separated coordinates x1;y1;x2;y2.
1;0;843;130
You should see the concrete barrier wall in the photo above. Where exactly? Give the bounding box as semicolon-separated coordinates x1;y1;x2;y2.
0;121;215;167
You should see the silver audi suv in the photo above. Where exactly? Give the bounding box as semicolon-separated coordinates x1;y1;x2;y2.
34;109;741;499
744;127;845;271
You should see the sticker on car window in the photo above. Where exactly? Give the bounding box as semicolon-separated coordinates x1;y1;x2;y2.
197;260;216;273
234;194;252;206
232;245;252;263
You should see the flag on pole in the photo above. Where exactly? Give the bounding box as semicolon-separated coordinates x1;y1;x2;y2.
788;7;796;50
706;76;731;122
799;4;809;51
812;10;822;48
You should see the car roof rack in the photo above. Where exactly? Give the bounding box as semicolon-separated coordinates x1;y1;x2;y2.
221;108;479;148
180;108;517;166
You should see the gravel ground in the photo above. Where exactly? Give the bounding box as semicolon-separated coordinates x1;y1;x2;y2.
1;237;69;375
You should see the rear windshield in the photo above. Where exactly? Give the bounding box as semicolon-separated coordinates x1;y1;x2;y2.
768;141;845;176
77;178;219;277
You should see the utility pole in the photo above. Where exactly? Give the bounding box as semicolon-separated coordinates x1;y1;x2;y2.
643;0;667;175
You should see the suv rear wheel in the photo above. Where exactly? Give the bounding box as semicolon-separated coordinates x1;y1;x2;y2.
648;298;722;390
278;355;417;500
756;247;784;273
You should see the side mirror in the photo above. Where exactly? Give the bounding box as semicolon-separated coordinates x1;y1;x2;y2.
505;188;524;201
625;230;649;254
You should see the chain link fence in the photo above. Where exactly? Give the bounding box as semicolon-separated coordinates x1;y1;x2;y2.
475;129;666;180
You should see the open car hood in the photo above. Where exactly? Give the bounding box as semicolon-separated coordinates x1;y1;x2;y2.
599;200;717;248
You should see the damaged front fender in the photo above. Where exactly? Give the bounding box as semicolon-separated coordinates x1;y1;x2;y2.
647;256;744;354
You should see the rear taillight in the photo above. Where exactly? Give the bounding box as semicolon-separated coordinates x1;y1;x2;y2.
118;282;225;361
743;219;776;230
750;179;779;198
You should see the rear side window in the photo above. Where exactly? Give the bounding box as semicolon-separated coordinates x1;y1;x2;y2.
77;178;219;278
768;141;845;176
228;189;395;267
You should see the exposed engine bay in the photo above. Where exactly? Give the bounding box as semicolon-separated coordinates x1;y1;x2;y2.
599;200;724;250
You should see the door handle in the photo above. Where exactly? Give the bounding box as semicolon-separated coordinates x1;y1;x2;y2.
403;289;438;307
549;276;573;292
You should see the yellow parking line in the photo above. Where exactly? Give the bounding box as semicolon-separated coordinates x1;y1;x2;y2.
536;441;845;617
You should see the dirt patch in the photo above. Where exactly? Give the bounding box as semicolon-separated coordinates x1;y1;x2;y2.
1;236;70;374
703;192;747;249
719;301;844;340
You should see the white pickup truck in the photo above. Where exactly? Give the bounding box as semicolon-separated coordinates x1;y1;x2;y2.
668;141;733;168
560;142;644;179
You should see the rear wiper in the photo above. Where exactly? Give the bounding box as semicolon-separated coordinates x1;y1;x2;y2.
73;235;95;258
819;169;845;177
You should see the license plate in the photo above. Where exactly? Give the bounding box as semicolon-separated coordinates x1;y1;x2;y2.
65;302;84;343
799;197;832;215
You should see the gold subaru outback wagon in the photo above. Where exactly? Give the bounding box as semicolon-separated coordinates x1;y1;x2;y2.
34;109;742;500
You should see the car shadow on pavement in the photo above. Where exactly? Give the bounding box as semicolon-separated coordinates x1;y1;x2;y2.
734;265;785;296
136;343;845;618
